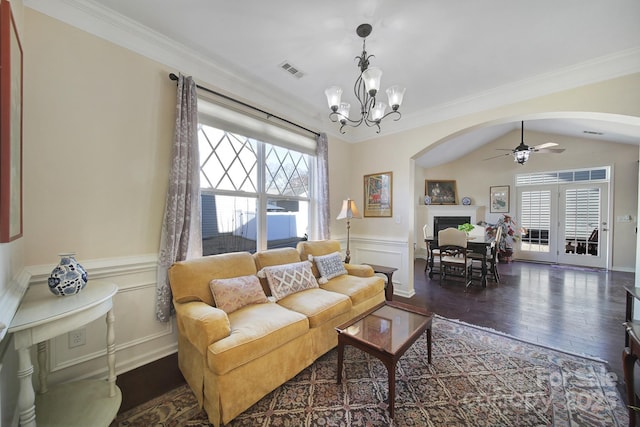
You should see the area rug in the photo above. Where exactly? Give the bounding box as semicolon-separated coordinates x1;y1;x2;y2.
111;317;628;426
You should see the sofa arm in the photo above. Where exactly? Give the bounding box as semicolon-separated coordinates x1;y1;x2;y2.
174;301;231;354
344;263;374;277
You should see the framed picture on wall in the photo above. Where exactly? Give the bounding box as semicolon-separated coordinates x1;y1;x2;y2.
490;185;510;213
363;171;392;217
425;180;457;205
0;0;23;242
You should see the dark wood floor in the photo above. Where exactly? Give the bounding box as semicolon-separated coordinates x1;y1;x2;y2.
398;259;633;401
117;259;634;413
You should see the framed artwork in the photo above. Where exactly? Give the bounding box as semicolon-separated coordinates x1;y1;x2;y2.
425;180;457;205
490;185;510;213
363;171;392;217
0;0;23;242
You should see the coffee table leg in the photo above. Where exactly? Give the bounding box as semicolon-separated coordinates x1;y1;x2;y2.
337;339;344;384
387;361;396;418
427;328;432;364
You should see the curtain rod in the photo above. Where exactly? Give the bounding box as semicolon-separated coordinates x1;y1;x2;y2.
169;73;320;137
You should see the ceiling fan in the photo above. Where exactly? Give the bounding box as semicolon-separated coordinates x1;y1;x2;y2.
486;121;566;164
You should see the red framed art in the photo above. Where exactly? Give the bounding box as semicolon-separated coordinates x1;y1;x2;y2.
0;0;23;242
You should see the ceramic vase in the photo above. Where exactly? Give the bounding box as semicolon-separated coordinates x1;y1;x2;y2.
48;253;88;296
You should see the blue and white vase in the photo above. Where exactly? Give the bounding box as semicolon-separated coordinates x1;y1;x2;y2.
48;253;88;296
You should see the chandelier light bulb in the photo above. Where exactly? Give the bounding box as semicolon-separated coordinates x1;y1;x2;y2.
370;102;387;121
362;67;382;96
386;86;406;111
337;102;351;123
325;86;342;111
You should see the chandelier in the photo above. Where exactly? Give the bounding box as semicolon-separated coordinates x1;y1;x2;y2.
324;23;405;134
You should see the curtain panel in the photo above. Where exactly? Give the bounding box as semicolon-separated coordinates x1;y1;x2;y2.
315;132;330;240
156;74;202;322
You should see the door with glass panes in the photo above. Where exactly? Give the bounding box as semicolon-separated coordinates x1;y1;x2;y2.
517;182;608;268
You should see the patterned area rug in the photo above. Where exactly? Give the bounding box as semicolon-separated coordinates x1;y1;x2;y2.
111;317;628;426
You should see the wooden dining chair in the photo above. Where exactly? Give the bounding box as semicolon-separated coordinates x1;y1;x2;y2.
470;226;502;283
438;227;473;289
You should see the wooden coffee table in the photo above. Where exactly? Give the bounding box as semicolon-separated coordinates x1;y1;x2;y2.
336;301;432;418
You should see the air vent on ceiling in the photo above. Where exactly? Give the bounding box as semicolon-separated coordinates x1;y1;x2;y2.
279;61;304;79
583;130;604;136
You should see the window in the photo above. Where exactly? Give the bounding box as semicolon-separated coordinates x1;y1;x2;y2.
198;123;312;255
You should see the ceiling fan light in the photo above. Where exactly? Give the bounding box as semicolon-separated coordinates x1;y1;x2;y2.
362;67;382;96
371;102;387;121
514;150;529;164
325;86;342;110
386;85;405;110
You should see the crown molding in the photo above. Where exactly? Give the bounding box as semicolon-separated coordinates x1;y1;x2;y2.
25;1;640;144
347;47;640;143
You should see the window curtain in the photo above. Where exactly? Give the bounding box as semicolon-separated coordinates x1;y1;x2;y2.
315;132;330;239
156;74;202;322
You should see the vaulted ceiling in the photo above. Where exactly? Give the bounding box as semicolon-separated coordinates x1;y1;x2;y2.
27;0;640;166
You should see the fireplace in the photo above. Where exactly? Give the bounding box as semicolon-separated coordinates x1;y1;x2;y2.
433;216;471;243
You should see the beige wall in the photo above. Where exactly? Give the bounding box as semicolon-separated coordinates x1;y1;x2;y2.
23;9;175;265
421;130;639;270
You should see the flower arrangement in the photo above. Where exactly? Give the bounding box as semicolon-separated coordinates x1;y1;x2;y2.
457;223;475;233
485;214;525;261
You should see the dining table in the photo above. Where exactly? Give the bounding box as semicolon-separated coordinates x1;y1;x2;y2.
425;235;495;288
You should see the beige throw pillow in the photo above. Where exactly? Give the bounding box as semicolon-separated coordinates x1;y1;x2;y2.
209;274;269;314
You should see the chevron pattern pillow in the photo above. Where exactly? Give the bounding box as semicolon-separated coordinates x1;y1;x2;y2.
260;261;319;301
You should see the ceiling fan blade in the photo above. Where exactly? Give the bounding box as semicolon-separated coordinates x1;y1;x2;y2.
535;148;566;154
484;153;512;160
495;148;514;151
533;142;558;150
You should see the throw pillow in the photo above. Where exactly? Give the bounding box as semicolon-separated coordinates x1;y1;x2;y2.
312;251;348;284
209;274;269;314
259;261;318;301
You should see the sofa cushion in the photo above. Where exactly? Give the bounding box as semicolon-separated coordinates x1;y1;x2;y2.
169;252;257;306
311;251;348;284
207;303;309;375
209;275;268;314
260;261;319;301
277;288;351;328
319;274;385;306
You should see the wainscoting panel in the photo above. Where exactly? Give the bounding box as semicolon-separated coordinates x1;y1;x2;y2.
19;254;178;387
348;236;414;298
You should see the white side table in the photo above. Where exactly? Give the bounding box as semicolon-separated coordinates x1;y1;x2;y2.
8;280;121;427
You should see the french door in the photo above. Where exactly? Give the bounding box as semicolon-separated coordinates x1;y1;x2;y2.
517;181;609;269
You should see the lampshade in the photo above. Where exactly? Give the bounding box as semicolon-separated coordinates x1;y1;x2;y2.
324;86;342;110
336;199;362;220
361;67;382;96
337;103;351;122
386;85;405;110
370;102;387;121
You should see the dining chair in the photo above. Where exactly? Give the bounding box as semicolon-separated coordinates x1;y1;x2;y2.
470;225;502;283
422;224;440;273
438;227;473;289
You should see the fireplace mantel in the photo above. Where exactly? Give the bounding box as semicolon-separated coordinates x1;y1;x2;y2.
417;205;486;238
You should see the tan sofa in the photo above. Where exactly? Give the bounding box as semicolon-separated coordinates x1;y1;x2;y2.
168;240;385;426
